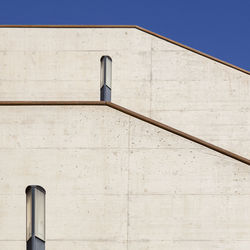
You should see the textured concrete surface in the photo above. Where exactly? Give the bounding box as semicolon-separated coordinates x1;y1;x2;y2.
0;27;249;158
0;106;249;250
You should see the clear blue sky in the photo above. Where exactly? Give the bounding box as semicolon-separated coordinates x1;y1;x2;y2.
1;0;249;71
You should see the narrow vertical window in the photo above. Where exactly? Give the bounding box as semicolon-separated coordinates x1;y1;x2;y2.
100;56;112;101
26;185;46;250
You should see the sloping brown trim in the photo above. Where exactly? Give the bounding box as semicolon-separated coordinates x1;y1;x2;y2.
0;25;249;74
135;26;250;75
107;102;250;165
0;100;249;165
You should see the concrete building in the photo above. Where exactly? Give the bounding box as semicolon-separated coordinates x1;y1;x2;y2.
0;25;249;250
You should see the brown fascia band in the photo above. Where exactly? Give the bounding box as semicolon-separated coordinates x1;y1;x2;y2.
0;101;105;106
0;100;249;165
0;25;249;75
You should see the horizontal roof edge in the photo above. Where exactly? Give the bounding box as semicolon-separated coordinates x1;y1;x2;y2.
0;100;106;105
0;25;249;75
0;100;249;165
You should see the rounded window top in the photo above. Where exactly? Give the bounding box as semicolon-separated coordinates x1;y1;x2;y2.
100;55;112;61
25;185;46;194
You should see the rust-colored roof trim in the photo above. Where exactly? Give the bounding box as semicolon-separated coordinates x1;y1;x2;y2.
0;100;105;105
0;100;249;165
0;25;133;28
136;26;250;75
0;25;249;74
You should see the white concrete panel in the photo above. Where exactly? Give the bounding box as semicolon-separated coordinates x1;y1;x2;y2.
151;80;250;111
0;194;127;241
0;80;99;101
113;51;151;81
0;81;248;249
0;106;129;149
0;148;128;195
152;50;193;81
129;116;199;149
149;39;250;158
151;35;184;51
129;148;250;195
0;195;25;240
151;110;250;158
129;195;250;241
152;49;235;81
151;110;249;140
0;242;25;250
129;116;249;196
47;241;126;250
0;51;57;81
0;28;151;52
47;194;127;240
0;106;130;242
129;240;250;250
0;28;152;101
55;51;100;81
0;51;26;81
112;80;151;116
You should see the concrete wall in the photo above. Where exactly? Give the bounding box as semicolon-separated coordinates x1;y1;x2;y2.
0;27;249;155
0;105;249;250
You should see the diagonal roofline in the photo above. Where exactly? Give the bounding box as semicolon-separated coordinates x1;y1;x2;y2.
0;25;249;75
0;100;249;165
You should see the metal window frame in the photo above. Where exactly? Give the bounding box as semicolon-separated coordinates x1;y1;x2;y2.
100;56;112;101
26;185;46;250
